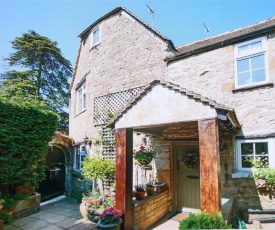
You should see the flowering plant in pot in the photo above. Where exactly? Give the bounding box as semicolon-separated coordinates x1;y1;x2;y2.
134;185;146;200
97;207;123;229
133;145;155;165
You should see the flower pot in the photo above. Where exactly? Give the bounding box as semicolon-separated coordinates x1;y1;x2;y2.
97;217;122;230
146;187;154;196
79;201;88;220
135;191;146;200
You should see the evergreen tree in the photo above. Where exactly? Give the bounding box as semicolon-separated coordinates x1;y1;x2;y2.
2;30;72;133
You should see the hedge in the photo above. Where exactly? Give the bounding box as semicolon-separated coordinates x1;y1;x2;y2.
0;97;58;195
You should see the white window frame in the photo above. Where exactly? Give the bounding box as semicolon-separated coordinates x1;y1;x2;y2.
91;25;101;47
234;36;269;88
74;145;86;171
77;82;86;114
236;138;275;172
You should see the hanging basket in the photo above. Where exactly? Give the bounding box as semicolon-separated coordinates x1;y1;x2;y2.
134;155;153;165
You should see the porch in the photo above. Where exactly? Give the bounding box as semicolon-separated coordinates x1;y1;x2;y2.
107;80;240;229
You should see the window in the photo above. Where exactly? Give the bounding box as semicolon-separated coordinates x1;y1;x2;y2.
77;82;86;113
234;37;268;88
74;145;86;171
236;138;275;172
91;25;101;47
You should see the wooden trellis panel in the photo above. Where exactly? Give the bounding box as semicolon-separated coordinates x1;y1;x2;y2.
93;86;145;125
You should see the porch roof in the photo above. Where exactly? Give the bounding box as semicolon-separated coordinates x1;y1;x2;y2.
106;80;241;132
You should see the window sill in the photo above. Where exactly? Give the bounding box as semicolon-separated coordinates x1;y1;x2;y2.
232;83;274;93
73;109;86;118
89;43;101;51
231;171;251;178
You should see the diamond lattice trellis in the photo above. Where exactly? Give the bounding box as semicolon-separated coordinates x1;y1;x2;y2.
93;85;145;125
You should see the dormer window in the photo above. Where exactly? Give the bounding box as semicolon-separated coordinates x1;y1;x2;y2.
91;25;101;47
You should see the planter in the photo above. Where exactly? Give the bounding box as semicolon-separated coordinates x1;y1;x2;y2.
146;187;154;196
154;183;166;193
97;217;122;230
135;191;146;200
12;192;41;219
79;201;89;220
87;208;104;223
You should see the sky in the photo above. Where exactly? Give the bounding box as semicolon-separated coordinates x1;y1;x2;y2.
1;0;275;77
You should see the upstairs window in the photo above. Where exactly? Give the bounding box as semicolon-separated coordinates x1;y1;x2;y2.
234;37;268;88
236;138;275;172
91;25;101;47
77;82;86;114
74;145;86;171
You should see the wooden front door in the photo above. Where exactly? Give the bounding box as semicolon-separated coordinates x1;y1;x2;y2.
176;144;200;210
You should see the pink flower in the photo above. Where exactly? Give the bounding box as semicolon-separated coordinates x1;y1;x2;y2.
258;179;266;185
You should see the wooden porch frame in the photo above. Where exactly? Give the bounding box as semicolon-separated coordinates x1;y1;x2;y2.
115;128;133;230
198;119;221;213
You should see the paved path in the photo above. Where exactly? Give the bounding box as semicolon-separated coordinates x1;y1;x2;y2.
3;196;180;230
3;196;97;230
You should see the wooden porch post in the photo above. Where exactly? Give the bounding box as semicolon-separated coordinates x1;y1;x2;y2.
115;128;133;230
198;119;221;213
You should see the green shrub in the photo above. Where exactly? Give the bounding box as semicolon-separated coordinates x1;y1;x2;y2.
0;97;58;195
179;211;232;229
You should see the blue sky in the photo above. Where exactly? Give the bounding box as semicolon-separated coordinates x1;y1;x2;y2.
1;0;275;76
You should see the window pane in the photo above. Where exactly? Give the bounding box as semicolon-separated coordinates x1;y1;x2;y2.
250;41;262;50
255;143;268;155
237;59;249;73
241;143;253;155
242;156;252;168
252;69;265;83
238;44;249;54
238;72;250;85
251;55;264;69
93;28;99;45
83;93;86;109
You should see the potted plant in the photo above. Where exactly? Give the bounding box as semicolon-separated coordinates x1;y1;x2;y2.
133;145;156;165
134;185;146;200
97;207;123;230
146;182;155;196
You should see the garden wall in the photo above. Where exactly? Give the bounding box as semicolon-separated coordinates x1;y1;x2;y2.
133;190;169;229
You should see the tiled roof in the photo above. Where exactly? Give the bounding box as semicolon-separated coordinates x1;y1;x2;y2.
166;16;275;62
78;6;176;51
107;80;241;129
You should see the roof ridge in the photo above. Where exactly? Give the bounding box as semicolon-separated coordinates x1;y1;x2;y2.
78;6;176;51
176;16;275;50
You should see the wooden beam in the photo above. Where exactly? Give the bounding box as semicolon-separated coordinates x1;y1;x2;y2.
115;128;133;230
198;119;221;213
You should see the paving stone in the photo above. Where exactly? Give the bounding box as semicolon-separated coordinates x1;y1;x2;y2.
19;219;49;230
44;214;68;224
67;220;98;230
39;225;64;230
3;225;22;230
55;217;82;228
12;216;37;227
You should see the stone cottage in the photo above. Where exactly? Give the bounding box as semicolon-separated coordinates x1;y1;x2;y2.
69;6;275;229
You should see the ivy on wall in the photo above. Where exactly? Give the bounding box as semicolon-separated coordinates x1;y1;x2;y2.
0;97;58;195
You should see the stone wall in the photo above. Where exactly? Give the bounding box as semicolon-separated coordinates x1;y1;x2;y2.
133;190;169;229
69;10;175;143
167;34;275;136
71;173;93;200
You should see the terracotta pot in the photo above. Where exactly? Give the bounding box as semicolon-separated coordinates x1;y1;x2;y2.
135;191;146;200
